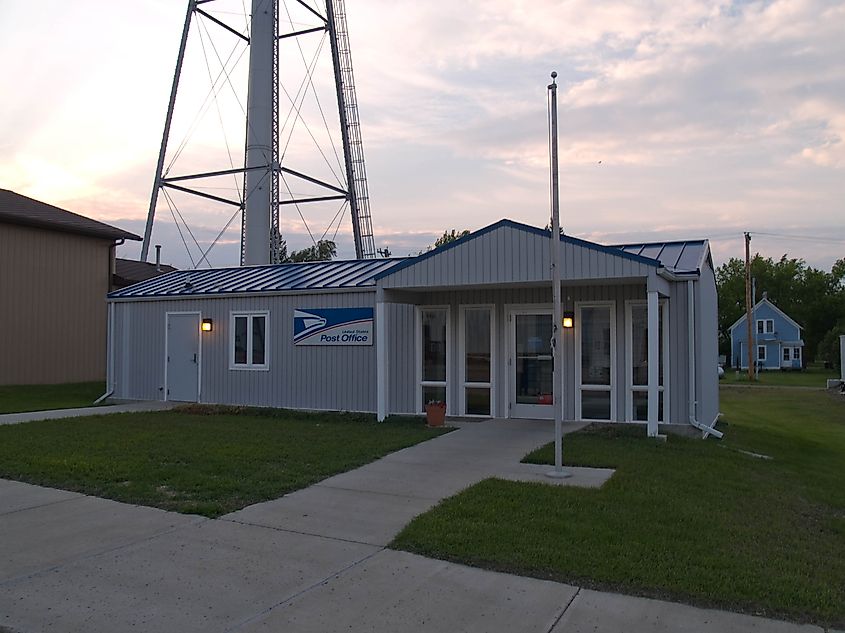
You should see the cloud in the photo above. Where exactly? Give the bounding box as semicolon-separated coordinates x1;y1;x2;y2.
2;0;844;271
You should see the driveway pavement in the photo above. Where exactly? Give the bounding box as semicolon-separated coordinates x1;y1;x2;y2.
0;416;835;633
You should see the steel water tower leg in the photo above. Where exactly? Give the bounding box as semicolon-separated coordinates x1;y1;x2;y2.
141;0;194;262
242;0;276;266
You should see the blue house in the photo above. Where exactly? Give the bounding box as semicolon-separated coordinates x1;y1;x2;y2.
729;294;804;370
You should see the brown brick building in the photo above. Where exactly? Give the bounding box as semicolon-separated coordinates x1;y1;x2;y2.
0;189;141;385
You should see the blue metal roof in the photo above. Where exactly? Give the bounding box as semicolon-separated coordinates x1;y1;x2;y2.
109;224;710;300
108;258;409;299
613;240;709;273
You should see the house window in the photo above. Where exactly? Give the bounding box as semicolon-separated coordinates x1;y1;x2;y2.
419;307;448;411
793;347;801;363
757;345;767;362
783;347;791;362
756;319;774;334
230;312;269;370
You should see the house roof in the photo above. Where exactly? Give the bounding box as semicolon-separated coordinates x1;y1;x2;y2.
113;258;178;289
728;297;804;333
108;257;409;299
0;189;141;242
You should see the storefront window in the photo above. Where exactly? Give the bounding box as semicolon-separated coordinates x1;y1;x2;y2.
579;304;614;420
462;307;492;416
627;301;668;422
420;308;448;411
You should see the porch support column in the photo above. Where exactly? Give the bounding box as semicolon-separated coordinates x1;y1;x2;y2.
647;290;659;437
376;301;387;422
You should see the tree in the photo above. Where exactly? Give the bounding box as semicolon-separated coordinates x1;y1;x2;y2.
433;229;470;249
285;240;337;263
715;254;845;364
420;229;470;254
817;323;845;371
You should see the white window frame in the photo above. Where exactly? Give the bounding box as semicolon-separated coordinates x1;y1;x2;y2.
793;347;801;363
783;347;791;362
458;304;496;418
757;319;774;334
625;300;669;424
757;344;767;362
575;301;617;422
416;305;451;413
229;311;270;371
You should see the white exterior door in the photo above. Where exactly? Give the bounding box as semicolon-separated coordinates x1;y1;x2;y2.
166;313;200;402
509;310;555;419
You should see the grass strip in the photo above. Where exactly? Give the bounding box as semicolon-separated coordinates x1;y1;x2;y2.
0;406;447;518
0;382;105;414
391;389;845;627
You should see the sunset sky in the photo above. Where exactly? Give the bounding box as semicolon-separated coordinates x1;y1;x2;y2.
1;0;843;270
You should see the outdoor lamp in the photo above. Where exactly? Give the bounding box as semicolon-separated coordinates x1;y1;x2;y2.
201;318;213;332
562;311;574;329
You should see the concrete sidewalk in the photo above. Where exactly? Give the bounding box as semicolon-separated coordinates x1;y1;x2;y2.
0;400;175;425
0;419;834;633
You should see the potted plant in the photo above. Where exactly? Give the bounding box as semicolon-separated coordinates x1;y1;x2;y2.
424;400;447;427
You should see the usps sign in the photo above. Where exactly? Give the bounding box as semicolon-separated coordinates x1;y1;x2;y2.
293;308;374;346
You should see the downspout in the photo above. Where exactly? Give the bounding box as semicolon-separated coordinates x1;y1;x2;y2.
96;239;122;404
687;279;723;439
94;300;115;404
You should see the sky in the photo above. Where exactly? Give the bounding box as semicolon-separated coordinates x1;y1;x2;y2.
1;0;843;271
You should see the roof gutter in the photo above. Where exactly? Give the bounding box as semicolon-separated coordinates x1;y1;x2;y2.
686;278;723;439
658;267;699;282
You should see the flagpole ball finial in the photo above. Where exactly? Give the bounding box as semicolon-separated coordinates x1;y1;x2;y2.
551;71;557;79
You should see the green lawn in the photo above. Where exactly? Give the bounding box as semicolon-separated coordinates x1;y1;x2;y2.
720;364;838;387
391;388;845;627
0;407;447;517
0;381;105;414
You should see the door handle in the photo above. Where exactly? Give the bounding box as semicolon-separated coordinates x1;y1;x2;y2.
193;353;197;363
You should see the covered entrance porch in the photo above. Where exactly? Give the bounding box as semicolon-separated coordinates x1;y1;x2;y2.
371;219;713;436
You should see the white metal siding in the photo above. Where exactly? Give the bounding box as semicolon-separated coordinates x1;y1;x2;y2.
380;225;653;289
113;278;704;426
696;263;720;425
112;292;378;411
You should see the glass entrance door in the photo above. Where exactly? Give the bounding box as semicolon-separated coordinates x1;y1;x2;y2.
510;312;554;419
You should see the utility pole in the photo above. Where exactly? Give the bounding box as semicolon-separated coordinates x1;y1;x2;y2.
751;277;757;380
745;232;754;381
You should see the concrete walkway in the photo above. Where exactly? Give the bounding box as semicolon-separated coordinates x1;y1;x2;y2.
0;419;834;633
0;400;176;425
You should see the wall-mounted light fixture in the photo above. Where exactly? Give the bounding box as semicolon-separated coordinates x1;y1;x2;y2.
201;318;213;332
562;311;574;329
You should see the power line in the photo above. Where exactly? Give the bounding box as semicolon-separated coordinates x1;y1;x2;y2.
751;231;845;245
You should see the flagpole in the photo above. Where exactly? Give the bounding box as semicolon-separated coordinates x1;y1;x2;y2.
547;71;570;479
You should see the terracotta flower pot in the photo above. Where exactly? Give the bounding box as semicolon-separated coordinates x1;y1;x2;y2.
424;402;446;427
